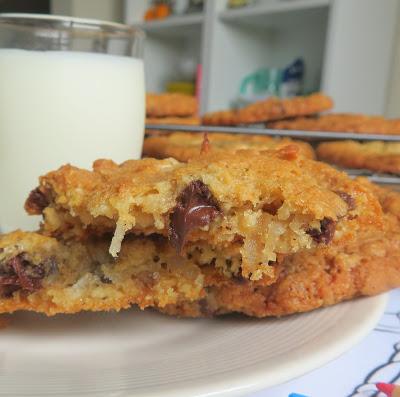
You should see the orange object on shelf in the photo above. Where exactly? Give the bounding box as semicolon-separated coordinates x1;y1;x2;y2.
155;3;171;19
144;3;171;21
144;8;156;21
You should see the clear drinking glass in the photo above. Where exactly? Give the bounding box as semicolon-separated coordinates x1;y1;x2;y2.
0;14;145;232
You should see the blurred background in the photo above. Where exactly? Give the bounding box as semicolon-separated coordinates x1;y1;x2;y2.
2;0;399;117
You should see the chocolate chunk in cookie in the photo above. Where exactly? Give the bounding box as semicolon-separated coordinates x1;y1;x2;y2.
0;253;47;296
169;180;221;253
335;191;356;211
307;218;336;244
25;187;48;214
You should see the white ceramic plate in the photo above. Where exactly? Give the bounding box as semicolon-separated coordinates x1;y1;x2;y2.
0;294;387;397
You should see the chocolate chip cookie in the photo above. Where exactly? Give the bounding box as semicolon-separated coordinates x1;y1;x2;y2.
143;132;315;161
146;116;200;126
146;93;197;118
163;183;400;317
25;150;380;280
202;93;333;126
269;113;400;135
1;182;395;318
0;231;206;315
317;140;400;174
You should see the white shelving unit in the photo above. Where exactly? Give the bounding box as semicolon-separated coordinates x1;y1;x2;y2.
124;0;400;116
135;13;204;33
125;1;203;95
219;0;330;21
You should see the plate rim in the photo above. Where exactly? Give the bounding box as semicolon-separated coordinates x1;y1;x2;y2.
0;293;388;397
136;293;388;397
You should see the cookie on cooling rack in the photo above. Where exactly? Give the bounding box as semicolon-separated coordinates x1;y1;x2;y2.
202;110;240;126
317;140;400;174
146;93;197;118
202;93;333;126
269;113;400;135
146;117;200;126
143;132;315;161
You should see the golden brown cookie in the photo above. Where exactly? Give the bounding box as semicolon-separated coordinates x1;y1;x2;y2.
0;181;394;318
146;117;200;126
0;232;206;315
202;110;240;126
0;200;393;318
356;177;400;221
146;93;197;118
269;113;400;135
163;184;400;318
317;140;400;174
202;93;332;126
25;150;381;280
143;132;315;161
237;93;333;124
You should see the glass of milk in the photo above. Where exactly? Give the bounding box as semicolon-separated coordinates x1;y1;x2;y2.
0;14;145;232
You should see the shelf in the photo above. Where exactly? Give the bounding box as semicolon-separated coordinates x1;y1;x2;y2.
220;0;330;29
135;13;203;37
220;0;330;20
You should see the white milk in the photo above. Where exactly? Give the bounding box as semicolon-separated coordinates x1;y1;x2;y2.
0;49;145;232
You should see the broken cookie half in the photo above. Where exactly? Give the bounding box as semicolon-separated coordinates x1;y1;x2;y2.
0;201;397;317
25;149;382;280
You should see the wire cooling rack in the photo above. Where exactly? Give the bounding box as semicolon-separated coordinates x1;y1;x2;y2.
145;123;400;142
145;124;400;185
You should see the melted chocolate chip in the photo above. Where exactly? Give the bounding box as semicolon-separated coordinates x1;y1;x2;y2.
169;180;221;253
334;191;356;211
307;218;336;244
25;187;49;214
262;199;283;215
0;254;48;296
